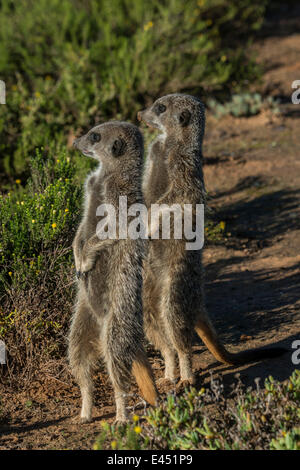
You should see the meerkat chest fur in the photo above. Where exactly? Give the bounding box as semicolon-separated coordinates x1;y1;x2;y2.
143;134;169;208
83;166;105;240
147;137;205;271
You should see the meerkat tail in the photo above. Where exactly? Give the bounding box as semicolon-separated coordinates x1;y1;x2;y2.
195;317;287;366
132;351;158;406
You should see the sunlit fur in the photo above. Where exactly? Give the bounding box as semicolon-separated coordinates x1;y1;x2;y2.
68;121;157;423
140;94;286;386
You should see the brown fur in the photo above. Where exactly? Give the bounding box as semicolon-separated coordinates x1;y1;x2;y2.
139;94;286;384
132;351;157;406
68;121;157;423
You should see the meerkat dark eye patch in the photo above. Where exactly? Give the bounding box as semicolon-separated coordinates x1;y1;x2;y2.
112;138;126;157
178;109;191;127
154;103;166;115
89;132;101;144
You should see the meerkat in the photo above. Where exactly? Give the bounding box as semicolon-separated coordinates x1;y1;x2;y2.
138;93;286;386
68;121;157;423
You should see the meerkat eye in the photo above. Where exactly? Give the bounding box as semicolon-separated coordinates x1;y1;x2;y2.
89;132;101;144
112;138;126;157
154;103;166;115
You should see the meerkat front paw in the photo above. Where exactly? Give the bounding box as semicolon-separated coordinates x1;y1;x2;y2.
76;270;89;280
76;270;82;279
80;256;95;275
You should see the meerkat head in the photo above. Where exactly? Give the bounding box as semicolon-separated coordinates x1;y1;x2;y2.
137;94;205;141
73;121;143;172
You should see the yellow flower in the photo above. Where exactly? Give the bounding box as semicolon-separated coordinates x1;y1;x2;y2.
219;221;226;230
56;159;60;163
134;426;142;434
35;91;41;98
32;219;35;223
133;414;139;422
221;55;227;62
65;208;69;213
21;201;24;205
111;440;117;450
52;223;57;228
15;179;21;184
8;272;12;276
144;21;153;32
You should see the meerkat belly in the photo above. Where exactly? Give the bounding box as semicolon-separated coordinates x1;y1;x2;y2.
85;249;111;318
108;243;144;318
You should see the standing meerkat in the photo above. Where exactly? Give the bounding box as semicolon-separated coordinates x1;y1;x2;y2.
138;94;286;386
69;121;157;423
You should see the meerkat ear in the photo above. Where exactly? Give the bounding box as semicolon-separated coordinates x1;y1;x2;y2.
178;109;191;127
112;138;126;157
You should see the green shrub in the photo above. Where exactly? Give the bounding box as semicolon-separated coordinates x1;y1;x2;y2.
0;147;95;380
94;370;300;450
0;0;267;175
0;148;83;296
208;93;280;118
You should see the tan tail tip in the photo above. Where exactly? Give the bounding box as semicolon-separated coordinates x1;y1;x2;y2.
132;359;158;406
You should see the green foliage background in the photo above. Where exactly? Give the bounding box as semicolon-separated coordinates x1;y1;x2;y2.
0;0;266;175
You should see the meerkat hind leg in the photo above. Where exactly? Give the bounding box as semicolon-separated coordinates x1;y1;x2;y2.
114;388;128;424
162;299;195;386
177;352;195;389
103;331;130;423
146;323;177;382
68;301;101;423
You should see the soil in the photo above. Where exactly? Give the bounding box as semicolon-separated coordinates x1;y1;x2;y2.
1;12;300;450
